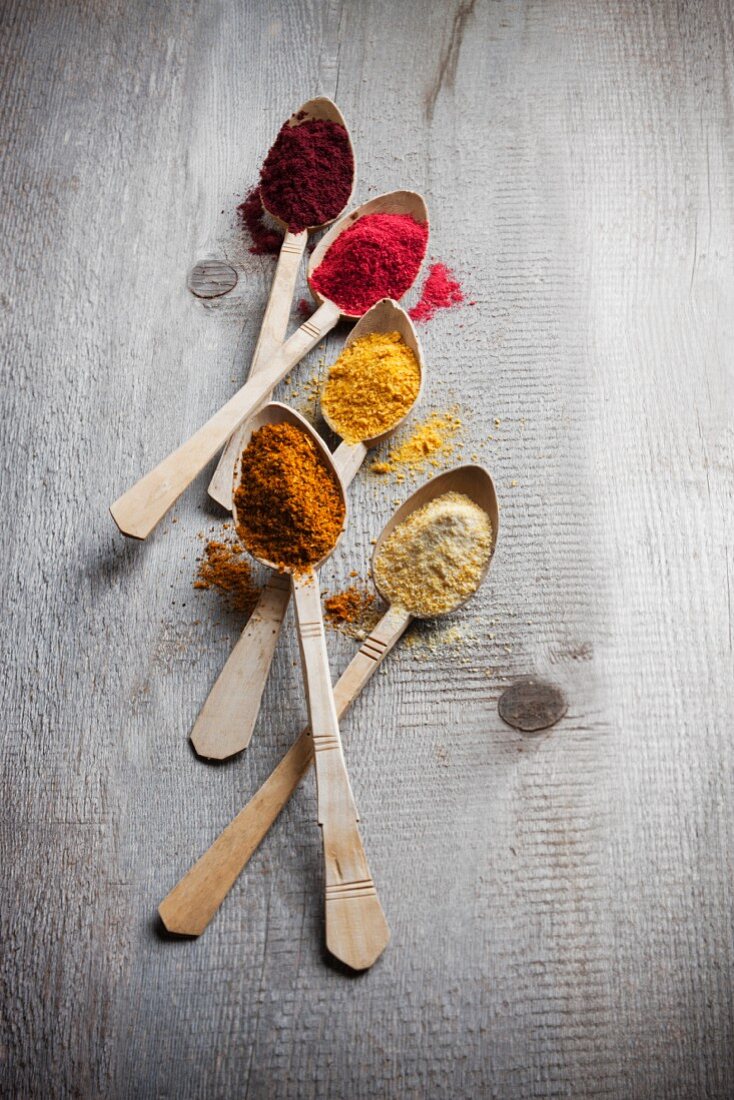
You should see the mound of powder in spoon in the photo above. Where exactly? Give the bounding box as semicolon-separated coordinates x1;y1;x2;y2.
234;422;345;573
259;114;353;233
321;331;421;444
373;492;492;616
310;213;428;315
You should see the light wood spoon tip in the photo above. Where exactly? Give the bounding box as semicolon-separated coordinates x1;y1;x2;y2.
157;902;206;938
109;502;146;541
188;735;234;761
326;895;391;971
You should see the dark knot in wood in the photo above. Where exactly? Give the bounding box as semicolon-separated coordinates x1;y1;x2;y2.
498;677;567;733
187;260;238;298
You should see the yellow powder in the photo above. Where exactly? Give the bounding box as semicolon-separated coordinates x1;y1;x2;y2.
373;492;492;617
297;359;326;421
404;621;476;661
371;407;463;476
321;331;421;444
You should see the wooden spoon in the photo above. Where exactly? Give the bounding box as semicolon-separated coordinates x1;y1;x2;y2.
230;401;390;971
110;191;428;540
207;97;354;509
190;298;424;761
159;464;499;938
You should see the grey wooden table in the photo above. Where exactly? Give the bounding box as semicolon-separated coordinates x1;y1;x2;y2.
2;1;733;1097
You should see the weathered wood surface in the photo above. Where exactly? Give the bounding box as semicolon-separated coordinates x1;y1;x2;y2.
1;0;732;1096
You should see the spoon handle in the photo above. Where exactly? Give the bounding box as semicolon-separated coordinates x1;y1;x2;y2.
189;573;291;759
207;230;308;510
331;439;368;486
159;603;410;937
109;298;341;539
190;439;368;761
291;569;389;971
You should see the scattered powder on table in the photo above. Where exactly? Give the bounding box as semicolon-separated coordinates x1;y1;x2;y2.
284;359;327;421
310;213;428;316
234;421;345;573
259;114;353;233
193;536;259;615
405;621;478;662
238;187;283;255
371;407;463;477
409;263;464;323
321;331;421;444
301;366;327;419
373;491;492;617
323;582;380;639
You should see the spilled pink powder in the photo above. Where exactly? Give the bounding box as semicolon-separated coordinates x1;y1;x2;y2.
409;263;464;323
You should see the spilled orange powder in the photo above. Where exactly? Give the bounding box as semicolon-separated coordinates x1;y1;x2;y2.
323;581;381;639
194;537;259;615
324;585;375;625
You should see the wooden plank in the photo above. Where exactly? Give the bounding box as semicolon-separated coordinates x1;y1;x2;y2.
1;0;733;1097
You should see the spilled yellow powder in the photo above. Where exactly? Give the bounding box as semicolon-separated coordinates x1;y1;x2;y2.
285;357;327;423
405;621;476;661
371;407;463;476
321;331;421;444
301;362;325;414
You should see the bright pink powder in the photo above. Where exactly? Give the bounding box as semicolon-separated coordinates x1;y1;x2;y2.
309;212;429;316
409;263;464;323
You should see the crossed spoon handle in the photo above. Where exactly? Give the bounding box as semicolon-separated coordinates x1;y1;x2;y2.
190;436;368;760
159;601;411;940
109;298;341;540
290;568;389;971
207;229;309;510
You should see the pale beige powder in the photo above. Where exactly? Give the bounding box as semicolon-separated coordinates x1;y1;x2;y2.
373;491;492;616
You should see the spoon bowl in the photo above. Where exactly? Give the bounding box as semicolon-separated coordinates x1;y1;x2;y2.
307;190;429;320
231;401;347;573
259;96;355;232
320;297;425;449
372;464;499;619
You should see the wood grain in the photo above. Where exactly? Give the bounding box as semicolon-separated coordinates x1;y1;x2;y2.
1;0;733;1096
